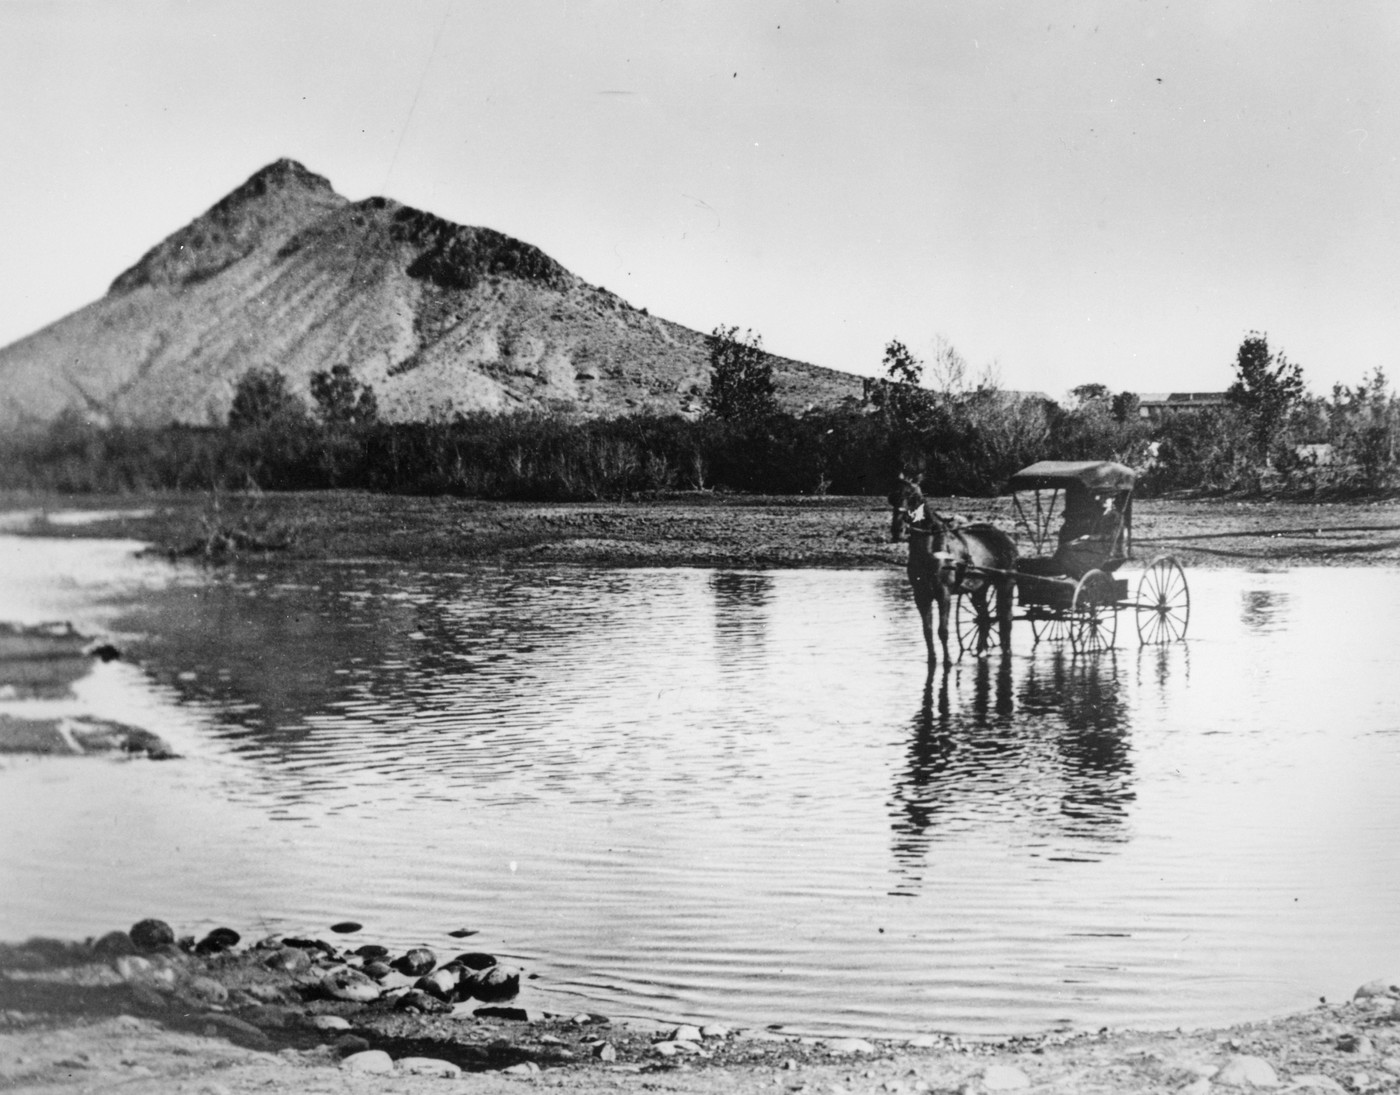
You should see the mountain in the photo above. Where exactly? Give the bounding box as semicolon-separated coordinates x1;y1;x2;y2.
0;159;864;429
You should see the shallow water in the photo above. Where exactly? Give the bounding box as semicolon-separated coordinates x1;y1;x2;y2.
2;535;1399;1037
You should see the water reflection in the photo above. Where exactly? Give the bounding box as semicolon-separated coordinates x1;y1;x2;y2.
1135;640;1191;693
1241;589;1291;633
709;572;773;668
9;549;1400;1038
889;650;1135;892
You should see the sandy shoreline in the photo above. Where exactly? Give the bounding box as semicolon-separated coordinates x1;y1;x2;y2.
2;925;1397;1095
2;489;1400;570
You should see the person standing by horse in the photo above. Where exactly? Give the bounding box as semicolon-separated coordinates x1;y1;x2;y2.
889;475;1018;672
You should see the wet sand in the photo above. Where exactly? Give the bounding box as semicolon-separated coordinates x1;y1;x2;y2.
3;489;1400;569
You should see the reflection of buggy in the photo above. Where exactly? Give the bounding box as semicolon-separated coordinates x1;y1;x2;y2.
954;460;1190;654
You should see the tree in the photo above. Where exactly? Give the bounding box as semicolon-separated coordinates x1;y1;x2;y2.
1111;391;1141;424
1226;332;1305;461
703;325;776;424
882;339;922;387
1070;382;1110;406
228;367;307;429
873;340;935;432
310;364;379;427
1328;368;1397;487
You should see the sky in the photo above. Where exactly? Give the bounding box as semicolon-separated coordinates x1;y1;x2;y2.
2;0;1397;402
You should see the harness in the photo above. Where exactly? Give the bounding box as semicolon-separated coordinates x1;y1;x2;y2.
900;502;937;535
897;501;999;594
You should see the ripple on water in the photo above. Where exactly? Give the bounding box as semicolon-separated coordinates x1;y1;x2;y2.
2;550;1399;1036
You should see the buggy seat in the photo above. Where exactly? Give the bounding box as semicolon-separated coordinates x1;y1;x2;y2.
1016;494;1127;581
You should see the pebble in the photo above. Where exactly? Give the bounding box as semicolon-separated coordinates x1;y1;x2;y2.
113;956;153;981
263;946;311;973
981;1064;1031;1091
593;1042;617;1061
416;967;459;1000
391;947;437;976
182;975;229;1005
671;1024;704;1043
701;1023;731;1039
398;1056;462;1077
503;1061;542;1076
473;964;522;1002
353;944;389;960
396;989;452;1014
1214;1054;1279;1088
194;927;241;955
1337;1032;1374;1055
129;918;175;952
341;1049;394;1074
92;930;136;959
322;966;381;1003
330;921;362;934
306;1014;352;1031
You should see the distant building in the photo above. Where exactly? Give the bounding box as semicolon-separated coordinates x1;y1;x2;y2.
859;377;1053;406
1136;392;1228;423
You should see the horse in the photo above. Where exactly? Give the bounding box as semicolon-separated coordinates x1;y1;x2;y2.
889;476;1018;671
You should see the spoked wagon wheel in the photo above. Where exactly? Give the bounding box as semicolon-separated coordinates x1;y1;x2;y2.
1029;611;1073;645
1136;555;1190;644
955;594;1001;657
1070;569;1119;653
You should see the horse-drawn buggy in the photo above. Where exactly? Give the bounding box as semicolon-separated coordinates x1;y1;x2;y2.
891;460;1190;665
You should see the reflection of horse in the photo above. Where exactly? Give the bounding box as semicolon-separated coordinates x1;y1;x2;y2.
889;476;1017;671
889;650;1135;893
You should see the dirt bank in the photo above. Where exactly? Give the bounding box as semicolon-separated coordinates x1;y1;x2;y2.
3;490;1400;570
2;929;1397;1095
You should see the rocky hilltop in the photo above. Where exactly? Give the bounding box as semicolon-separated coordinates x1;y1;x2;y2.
0;160;863;428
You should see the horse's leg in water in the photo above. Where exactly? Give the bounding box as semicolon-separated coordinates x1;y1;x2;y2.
933;583;952;666
995;576;1015;651
912;580;937;669
912;578;952;671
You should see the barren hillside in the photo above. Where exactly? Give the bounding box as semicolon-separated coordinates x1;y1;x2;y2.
0;160;864;428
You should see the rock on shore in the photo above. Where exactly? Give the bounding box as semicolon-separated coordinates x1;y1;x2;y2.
2;919;1399;1094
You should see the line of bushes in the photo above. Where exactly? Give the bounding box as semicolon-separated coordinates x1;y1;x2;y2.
4;345;1397;500
0;396;1146;500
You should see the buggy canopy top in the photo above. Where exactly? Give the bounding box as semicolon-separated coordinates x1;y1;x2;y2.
1005;460;1136;494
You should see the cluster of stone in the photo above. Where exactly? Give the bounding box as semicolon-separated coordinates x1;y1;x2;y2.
87;916;545;1075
